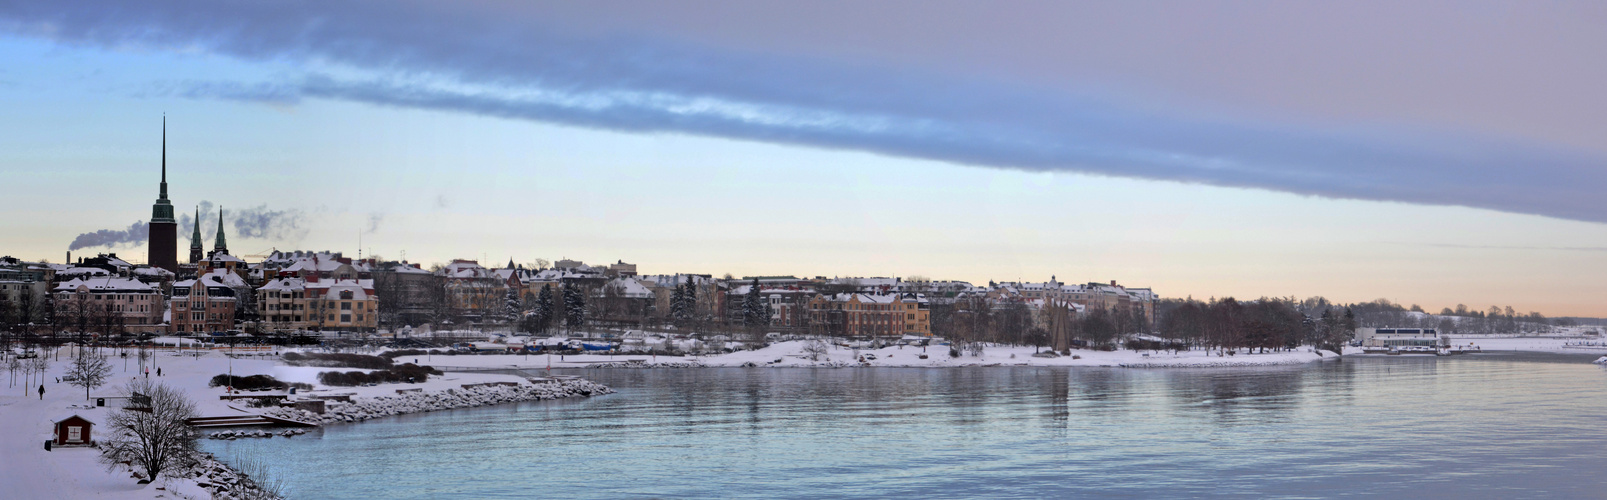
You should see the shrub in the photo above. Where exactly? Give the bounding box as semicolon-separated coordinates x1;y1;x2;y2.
208;374;311;391
316;364;443;386
282;352;394;370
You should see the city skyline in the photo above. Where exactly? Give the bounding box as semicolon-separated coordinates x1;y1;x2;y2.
2;2;1605;316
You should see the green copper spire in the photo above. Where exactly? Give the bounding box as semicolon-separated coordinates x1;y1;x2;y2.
150;115;176;224
214;206;228;252
191;206;202;247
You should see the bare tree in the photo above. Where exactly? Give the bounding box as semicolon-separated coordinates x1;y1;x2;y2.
803;338;830;361
100;379;201;482
26;355;49;395
66;348;113;400
6;356;19;388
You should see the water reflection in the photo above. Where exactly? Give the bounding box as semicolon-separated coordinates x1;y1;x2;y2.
206;355;1607;499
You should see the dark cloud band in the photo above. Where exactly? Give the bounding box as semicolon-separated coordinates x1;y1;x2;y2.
8;1;1604;224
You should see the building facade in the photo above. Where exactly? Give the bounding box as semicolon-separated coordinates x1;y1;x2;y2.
52;277;166;335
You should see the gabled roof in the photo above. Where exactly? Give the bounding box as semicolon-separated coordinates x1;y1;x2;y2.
55;414;94;425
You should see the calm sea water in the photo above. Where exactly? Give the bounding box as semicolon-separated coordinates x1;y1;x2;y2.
204;353;1607;499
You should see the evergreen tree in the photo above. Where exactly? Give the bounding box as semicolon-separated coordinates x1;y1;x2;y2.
563;282;586;331
683;277;697;318
529;285;555;334
742;278;770;328
503;287;521;329
670;277;688;322
741;280;759;327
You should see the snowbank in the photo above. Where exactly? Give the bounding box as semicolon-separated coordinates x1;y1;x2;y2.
414;341;1338;369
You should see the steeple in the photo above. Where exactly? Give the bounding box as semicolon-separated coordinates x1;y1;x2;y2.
150;115;175;224
147;115;179;273
160;115;167;199
189;206;203;263
214;206;228;254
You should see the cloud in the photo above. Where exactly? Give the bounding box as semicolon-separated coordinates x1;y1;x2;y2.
5;1;1605;223
68;221;148;250
179;200;309;246
366;213;384;234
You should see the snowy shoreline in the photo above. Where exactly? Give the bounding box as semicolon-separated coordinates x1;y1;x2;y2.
0;348;614;500
257;378;613;426
424;340;1343;370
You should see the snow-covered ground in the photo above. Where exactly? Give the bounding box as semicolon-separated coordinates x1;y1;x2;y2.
0;347;608;499
1442;336;1607;353
423;341;1341;369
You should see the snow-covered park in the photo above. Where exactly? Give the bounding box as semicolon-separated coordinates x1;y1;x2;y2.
0;346;608;499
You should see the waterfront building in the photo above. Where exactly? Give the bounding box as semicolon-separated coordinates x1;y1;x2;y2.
808;293;929;338
52;276;166;335
257;276;378;333
1356;327;1444;348
436;260;507;326
170;270;241;333
371;261;437;328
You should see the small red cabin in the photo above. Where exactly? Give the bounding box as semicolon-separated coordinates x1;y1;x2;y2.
53;415;95;447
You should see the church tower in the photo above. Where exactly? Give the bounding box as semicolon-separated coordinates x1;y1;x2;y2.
188;206;204;263
213;206;228;255
146;116;179;273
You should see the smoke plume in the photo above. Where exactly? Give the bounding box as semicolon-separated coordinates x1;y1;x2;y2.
68;221;149;251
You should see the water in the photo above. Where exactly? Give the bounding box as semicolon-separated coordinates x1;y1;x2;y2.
205;353;1607;499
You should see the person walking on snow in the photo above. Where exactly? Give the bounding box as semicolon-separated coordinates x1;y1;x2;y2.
38;384;44;400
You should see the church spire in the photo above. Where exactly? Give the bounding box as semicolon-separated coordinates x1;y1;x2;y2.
214;206;228;253
159;115;167;200
150;115;175;224
189;206;203;263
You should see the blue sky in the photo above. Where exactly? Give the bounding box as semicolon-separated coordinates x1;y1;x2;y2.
2;1;1604;316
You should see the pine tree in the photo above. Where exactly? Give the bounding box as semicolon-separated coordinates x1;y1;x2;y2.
670;277;688;322
563;282;586;331
503;288;521;329
742;278;765;327
530;285;555;334
682;277;697;320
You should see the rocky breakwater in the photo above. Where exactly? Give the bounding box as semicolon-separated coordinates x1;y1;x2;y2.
192;452;283;500
262;378;614;425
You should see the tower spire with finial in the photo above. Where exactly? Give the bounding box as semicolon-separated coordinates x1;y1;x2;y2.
160;114;167;198
214;206;228;254
150;115;175;224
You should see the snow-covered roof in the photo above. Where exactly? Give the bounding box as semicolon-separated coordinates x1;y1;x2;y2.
53;277;157;293
606;278;654;299
386;262;431;275
439;260;493;279
309;279;373;299
258;277;306;292
819;293;900;304
131;267;175;278
57;267;110;276
207;253;246;263
636;274;712;287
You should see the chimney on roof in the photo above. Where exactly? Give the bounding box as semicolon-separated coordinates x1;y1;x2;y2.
1110;280;1117;286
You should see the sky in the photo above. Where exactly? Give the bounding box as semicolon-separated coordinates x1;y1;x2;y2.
1;1;1604;316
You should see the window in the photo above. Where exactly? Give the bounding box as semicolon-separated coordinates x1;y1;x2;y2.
340;314;351;323
341;302;352;310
